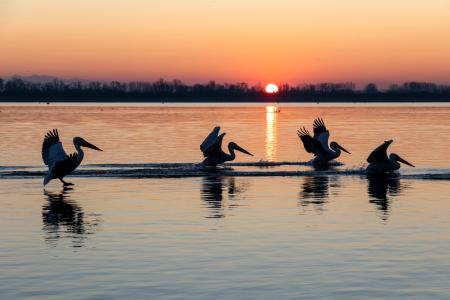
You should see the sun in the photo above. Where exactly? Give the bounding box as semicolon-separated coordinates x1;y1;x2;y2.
265;83;279;94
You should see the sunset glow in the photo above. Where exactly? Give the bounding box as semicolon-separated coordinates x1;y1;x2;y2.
1;1;450;85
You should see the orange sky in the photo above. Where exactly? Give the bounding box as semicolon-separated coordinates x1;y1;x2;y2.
1;0;450;85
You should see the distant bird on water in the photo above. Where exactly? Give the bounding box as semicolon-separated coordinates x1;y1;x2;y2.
42;129;102;186
200;126;253;167
366;139;414;174
297;118;350;166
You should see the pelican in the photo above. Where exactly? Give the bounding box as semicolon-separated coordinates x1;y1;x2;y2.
297;118;350;166
42;129;102;186
366;139;414;174
200;126;253;167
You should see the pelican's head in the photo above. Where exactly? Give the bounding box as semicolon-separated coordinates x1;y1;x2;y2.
390;153;414;167
229;142;253;156
73;137;103;151
330;141;350;154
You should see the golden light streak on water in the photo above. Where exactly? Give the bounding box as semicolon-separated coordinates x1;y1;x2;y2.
265;105;279;161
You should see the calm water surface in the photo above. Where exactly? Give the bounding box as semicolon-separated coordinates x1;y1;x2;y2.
0;103;449;299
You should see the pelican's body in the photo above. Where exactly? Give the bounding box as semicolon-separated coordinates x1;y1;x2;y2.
366;140;414;174
297;118;350;166
42;129;102;186
200;126;253;167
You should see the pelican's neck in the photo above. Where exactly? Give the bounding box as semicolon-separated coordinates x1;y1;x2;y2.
226;143;236;161
389;155;401;170
330;143;341;158
74;141;85;163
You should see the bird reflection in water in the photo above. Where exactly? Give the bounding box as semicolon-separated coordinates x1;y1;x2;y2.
367;174;405;220
42;187;101;247
200;176;249;218
298;175;340;210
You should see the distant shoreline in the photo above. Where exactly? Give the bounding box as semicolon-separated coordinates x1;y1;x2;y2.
1;97;450;103
2;77;450;102
1;99;450;104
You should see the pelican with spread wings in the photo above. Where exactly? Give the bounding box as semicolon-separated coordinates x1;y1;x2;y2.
297;118;350;165
42;129;102;186
200;126;253;167
366;139;414;174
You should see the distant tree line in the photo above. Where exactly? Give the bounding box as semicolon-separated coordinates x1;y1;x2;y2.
1;77;450;102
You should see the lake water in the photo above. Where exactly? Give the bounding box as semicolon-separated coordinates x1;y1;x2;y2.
0;103;449;299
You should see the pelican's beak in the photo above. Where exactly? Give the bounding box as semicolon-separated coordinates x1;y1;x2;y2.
82;140;103;151
234;144;253;156
397;155;414;167
338;145;351;154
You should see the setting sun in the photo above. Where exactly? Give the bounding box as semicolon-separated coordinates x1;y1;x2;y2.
265;83;279;94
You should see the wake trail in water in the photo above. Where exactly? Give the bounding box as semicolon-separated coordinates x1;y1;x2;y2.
0;161;449;180
83;160;320;168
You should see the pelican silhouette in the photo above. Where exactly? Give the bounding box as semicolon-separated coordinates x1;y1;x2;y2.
297;118;350;166
42;129;102;186
200;126;253;167
366;139;414;174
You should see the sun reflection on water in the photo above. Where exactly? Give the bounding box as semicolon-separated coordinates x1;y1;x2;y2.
265;106;279;161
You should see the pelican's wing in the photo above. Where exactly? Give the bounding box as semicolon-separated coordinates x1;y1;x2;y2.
200;127;225;157
297;127;326;155
42;129;68;168
200;126;220;152
367;140;391;163
313;118;330;150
